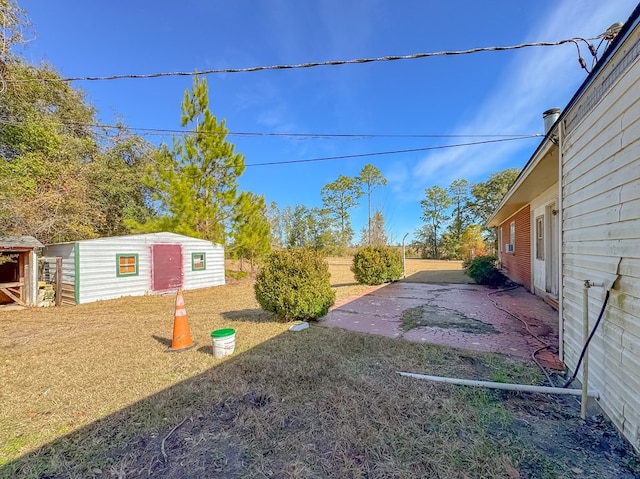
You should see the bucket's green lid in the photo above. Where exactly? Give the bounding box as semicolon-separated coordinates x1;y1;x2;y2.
211;328;235;338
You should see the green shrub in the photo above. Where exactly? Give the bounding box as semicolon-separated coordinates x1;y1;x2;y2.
464;256;507;287
351;246;403;285
225;269;249;280
254;248;335;321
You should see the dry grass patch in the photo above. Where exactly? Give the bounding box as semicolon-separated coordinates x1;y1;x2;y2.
402;259;469;284
0;280;289;466
0;257;366;466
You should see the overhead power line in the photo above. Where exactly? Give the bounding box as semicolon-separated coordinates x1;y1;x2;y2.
0;113;538;165
0;118;542;140
245;136;540;167
6;36;601;83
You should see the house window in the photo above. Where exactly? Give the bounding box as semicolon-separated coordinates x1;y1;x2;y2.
116;254;139;277
508;221;516;252
536;216;544;260
192;252;206;271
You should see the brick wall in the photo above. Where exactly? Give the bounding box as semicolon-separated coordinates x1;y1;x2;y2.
498;206;531;291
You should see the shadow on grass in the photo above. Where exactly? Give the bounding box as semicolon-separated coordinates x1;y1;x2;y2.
331;282;360;288
221;308;279;323
2;326;639;479
197;344;214;356
401;269;471;284
151;334;172;348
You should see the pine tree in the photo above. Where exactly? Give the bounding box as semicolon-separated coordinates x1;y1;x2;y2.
231;192;271;272
131;76;245;244
357;164;387;245
321;174;362;248
359;210;387;246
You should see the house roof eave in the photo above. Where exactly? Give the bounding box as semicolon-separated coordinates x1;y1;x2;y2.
487;136;558;227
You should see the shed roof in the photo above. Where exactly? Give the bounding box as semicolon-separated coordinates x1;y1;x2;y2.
0;236;44;249
46;232;221;247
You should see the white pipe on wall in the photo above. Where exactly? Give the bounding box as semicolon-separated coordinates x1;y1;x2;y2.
580;279;606;419
582;280;590;419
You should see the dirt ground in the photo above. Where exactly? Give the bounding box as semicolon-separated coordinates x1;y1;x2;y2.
0;258;638;478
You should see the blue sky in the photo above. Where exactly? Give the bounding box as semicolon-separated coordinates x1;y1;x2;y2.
18;0;638;243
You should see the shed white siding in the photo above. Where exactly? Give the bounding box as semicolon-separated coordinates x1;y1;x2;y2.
562;26;640;452
181;240;225;291
44;233;225;305
43;242;77;304
77;235;152;304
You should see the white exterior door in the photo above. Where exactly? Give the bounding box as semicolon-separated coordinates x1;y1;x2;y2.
545;203;558;296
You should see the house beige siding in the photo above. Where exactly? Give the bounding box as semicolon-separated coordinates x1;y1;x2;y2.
561;27;640;452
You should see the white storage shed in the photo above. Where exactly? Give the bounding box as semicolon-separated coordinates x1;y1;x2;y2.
43;232;225;305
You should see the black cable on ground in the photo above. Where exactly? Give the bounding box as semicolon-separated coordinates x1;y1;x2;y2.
561;289;611;388
487;286;555;387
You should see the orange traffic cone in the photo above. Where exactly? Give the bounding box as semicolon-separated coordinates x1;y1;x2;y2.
167;289;197;352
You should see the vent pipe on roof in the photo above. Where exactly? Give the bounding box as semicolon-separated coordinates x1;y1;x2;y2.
543;108;561;135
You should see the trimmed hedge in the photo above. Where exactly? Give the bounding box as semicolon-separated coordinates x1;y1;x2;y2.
351;246;403;285
464;255;507;287
254;248;335;321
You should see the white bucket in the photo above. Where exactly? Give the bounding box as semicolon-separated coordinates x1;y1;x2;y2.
211;328;236;358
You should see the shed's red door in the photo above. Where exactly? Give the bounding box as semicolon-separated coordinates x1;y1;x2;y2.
151;244;183;292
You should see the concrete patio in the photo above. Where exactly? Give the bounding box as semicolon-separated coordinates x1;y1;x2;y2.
321;281;565;370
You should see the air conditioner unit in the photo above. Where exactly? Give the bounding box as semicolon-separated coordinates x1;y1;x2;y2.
506;243;515;253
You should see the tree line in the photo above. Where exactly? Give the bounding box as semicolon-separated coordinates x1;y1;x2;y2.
266;163;388;254
413;169;519;260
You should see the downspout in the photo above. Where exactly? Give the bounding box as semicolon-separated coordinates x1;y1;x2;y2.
557;119;565;361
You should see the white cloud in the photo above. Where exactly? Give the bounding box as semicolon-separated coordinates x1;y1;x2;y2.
395;0;637;198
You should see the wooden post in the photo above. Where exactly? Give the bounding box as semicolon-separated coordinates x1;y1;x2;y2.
55;257;62;307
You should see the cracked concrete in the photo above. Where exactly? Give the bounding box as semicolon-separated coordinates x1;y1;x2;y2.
321;282;564;370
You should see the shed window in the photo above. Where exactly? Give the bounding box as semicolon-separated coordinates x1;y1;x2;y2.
116;254;139;277
192;252;206;271
536;216;544;260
